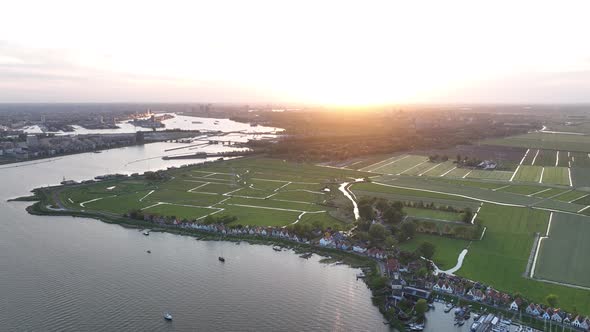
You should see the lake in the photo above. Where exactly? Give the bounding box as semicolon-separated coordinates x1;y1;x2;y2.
0;123;388;331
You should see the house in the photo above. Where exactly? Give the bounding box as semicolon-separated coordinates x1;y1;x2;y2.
386;258;399;277
432;281;453;294
541;309;552;320
467;288;485;302
509;298;522;311
571;316;588;329
551;310;563;323
526;304;541;316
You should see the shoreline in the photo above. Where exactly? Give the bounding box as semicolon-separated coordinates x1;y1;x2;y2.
15;190;398;329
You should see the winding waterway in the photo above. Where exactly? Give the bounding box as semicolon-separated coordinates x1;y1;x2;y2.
0;132;387;330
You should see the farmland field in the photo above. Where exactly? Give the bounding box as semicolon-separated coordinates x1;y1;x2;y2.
535;213;590;287
442;167;471;178
456;205;590;313
404;207;463;222
56;157;375;229
371;155;429;175
421;161;456;177
482;132;590;152
541;167;571;186
465;169;513;181
512;165;543;183
531;149;556;167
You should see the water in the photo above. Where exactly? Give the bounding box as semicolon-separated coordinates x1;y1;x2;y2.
0;137;387;331
24;113;282;136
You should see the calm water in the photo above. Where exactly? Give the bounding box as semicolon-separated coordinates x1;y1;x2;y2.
0;141;387;331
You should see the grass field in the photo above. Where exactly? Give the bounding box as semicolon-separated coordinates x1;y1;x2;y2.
532;149;557;167
497;185;544;195
399;234;469;270
404;207;463;222
57;158;375;229
541;167;571;186
421;161;457;177
456;205;590;313
465;169;513;181
442;167;471;178
512;165;544;183
482;132;590;153
371;155;430;175
535;213;590;287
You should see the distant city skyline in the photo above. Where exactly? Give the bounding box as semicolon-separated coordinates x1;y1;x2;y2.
1;0;590;105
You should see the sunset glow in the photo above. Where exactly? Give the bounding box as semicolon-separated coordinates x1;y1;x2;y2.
1;0;590;104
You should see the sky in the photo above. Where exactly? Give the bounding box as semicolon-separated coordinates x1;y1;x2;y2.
1;0;590;105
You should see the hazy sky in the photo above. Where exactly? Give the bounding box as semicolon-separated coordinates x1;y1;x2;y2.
1;0;589;105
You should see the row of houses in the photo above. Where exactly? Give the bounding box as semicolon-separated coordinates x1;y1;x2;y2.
525;304;590;329
428;273;590;331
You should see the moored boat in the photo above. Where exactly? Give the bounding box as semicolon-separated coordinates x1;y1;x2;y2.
218;256;225;262
164;312;172;321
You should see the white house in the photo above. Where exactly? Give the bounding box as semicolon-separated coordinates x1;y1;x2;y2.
551;311;563;323
526;304;541;316
572;316;586;329
509;300;519;311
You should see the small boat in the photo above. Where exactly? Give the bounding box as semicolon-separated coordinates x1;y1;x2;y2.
299;253;313;259
164;312;172;321
272;246;282;251
143;230;149;236
409;323;424;331
428;303;435;309
444;303;453;313
147;250;151;253
218;256;225;262
457;320;465;326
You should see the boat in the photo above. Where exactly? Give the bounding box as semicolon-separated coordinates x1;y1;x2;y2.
428;303;435;309
273;246;282;251
164;312;172;321
147;250;151;253
299;252;313;259
218;256;225;262
457;320;465;326
444;303;453;313
143;230;149;236
409;323;424;331
192;121;203;124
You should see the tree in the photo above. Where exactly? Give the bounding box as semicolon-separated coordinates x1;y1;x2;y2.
358;203;375;221
415;299;428;318
384;235;397;248
369;223;387;243
418;241;436;259
383;207;403;224
399;221;416;242
546;294;559;308
462;208;473;223
375;198;389;212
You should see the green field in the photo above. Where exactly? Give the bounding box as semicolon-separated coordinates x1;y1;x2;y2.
371;155;430;175
421;161;457;177
482;132;590;152
465;169;513;181
541;167;571;186
404;207;463;222
532;149;557;167
56;158;374;229
512;165;543;183
399;234;469;270
457;205;590;313
442;167;471;178
535;213;590;287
